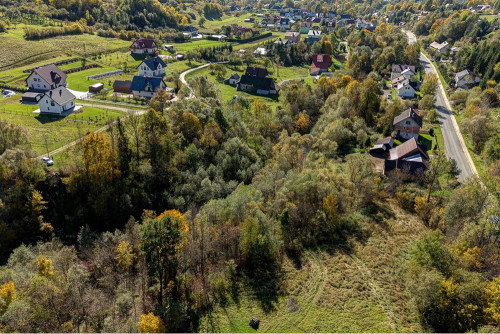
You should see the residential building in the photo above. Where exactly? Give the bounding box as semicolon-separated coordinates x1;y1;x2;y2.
278;17;290;29
397;81;417;98
429;41;449;53
455;69;481;89
391;64;416;80
182;25;198;37
254;47;268;56
224;73;240;86
245;66;268;77
310;54;330;75
38;87;76;115
393;108;422;139
284;31;300;43
384;137;429;174
306;30;321;43
274;38;293;47
237;75;280;95
369;137;395;156
130;76;167;99
138;57;167;77
130;39;157;55
26;64;67;92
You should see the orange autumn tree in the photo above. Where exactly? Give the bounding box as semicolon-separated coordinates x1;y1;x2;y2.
82;132;120;184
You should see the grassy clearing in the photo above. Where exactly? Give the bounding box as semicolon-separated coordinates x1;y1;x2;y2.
198;13;254;32
0;96;123;155
0;25;129;68
432;124;444;153
200;201;426;333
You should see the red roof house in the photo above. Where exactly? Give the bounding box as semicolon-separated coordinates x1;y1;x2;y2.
310;54;330;75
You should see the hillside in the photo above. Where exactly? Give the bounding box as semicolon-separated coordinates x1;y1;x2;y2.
200;202;426;333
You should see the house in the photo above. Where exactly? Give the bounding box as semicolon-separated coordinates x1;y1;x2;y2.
130;39;157;55
393;108;422;139
336;19;346;27
211;34;227;41
397;81;417;98
391;64;416;80
274;38;293;47
369;137;395;156
38;87;76;115
306;30;321;43
130;76;167;99
182;25;198;37
385;137;429;174
310;54;330;75
26;64;67;92
284;31;300;43
391;75;409;88
233;27;253;35
401;68;416;80
113;80;132;94
245;66;268;77
138;56;167;77
430;41;449;54
224;73;240;86
237;75;280;95
455;69;481;89
278;17;290;29
325;21;336;32
355;18;367;29
254;47;268;56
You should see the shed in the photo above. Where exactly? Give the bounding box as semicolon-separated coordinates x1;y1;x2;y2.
89;83;104;93
113;80;132;94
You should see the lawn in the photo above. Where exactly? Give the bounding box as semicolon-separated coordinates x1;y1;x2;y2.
197;13;254;32
0;96;124;156
199;201;426;332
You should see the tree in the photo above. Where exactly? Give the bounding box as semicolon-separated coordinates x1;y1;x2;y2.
485;276;500;326
149;88;170;115
0;281;15;315
198;17;206;27
116;118;131;175
138;313;166;333
294;112;311;134
115;240;136;272
82;132;121;185
37;256;55;278
139;210;188;306
0;120;27;154
421;73;439;96
322;40;334;55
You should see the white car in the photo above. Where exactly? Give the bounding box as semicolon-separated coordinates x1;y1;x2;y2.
2;90;15;98
41;157;54;166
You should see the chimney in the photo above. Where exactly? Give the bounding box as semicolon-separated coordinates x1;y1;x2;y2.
59;89;62;96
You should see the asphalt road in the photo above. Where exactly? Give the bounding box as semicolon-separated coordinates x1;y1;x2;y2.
403;30;477;183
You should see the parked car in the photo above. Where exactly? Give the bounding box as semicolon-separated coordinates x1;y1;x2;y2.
2;90;16;98
41;157;54;166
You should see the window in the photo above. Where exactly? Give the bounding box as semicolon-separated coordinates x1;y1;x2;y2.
405;121;410;125
51;101;55;106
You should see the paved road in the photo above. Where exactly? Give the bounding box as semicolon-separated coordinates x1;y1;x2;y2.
403;30;477;182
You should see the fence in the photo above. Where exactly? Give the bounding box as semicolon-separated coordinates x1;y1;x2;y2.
64;64;100;74
87;69;124;80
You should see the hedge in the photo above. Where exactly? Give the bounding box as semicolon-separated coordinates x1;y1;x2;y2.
225;32;272;43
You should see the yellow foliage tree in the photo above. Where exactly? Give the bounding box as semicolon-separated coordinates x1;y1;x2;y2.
0;281;15;315
294;113;311;134
323;194;339;220
37;256;55;278
137;313;166;333
82;132;121;185
180;16;189;26
115;241;136;271
485;277;500;326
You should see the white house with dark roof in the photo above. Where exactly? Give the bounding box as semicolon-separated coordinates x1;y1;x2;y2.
38;87;76;115
138;57;167;77
393;108;422;139
26;64;67;92
455;69;481;89
130;39;157;55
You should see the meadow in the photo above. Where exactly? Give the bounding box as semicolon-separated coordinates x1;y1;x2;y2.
0;96;124;156
199;202;426;333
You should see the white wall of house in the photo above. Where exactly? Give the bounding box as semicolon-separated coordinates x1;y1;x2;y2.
131;47;156;54
27;73;52;91
398;85;416;98
132;83;166;99
38;95;74;114
138;63;165;77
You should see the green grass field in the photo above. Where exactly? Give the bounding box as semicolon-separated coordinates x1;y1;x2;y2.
0;95;124;156
199;201;426;332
